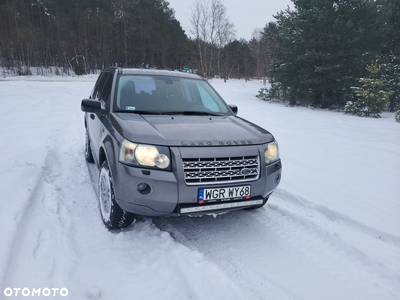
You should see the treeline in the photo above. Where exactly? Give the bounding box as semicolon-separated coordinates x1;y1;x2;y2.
0;0;188;73
0;0;256;79
0;0;271;80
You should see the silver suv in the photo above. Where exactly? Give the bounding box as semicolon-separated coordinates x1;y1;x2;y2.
81;68;282;228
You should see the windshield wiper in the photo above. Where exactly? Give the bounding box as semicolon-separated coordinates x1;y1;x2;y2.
160;111;224;116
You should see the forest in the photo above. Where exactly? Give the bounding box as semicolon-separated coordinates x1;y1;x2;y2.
0;0;399;113
0;0;188;72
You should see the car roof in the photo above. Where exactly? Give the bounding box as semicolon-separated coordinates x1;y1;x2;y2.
114;68;202;80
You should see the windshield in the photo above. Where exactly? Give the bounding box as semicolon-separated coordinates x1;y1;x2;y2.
113;75;229;115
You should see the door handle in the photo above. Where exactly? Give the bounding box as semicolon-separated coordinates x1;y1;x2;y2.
90;114;95;120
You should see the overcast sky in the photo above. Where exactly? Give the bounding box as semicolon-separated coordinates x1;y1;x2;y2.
167;0;293;41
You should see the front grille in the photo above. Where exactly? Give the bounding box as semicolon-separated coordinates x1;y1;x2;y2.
182;156;260;185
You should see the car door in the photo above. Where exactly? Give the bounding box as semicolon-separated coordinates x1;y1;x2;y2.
87;71;113;164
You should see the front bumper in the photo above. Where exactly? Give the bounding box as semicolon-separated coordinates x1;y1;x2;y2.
112;145;282;216
178;197;267;215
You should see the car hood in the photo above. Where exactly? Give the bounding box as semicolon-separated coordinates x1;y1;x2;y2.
111;113;274;147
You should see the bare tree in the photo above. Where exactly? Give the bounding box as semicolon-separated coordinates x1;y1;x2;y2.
249;25;275;85
190;0;234;78
216;10;235;76
249;28;263;78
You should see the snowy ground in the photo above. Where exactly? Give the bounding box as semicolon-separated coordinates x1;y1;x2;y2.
0;76;399;300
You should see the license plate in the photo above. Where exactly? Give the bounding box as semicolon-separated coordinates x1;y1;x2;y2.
198;185;251;202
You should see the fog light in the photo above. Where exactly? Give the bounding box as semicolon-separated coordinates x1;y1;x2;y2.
137;182;151;195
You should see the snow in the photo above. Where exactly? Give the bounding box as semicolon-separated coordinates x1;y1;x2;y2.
0;76;399;300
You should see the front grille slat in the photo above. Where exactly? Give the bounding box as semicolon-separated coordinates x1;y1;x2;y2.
182;156;260;185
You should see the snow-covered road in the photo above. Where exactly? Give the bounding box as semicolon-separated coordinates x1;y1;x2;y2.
0;77;399;300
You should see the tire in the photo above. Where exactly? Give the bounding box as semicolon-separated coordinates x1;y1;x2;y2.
98;161;135;229
244;197;269;211
85;129;95;163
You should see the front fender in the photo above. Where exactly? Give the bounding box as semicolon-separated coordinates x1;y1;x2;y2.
102;134;119;176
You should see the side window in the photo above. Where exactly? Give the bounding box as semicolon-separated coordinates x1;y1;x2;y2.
92;72;108;100
100;73;113;108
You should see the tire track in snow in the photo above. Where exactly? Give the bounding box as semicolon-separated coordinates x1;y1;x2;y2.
0;105;106;298
269;189;400;284
0;165;46;289
265;204;400;284
0;88;89;294
273;188;400;246
154;214;304;300
154;189;400;300
0;148;74;292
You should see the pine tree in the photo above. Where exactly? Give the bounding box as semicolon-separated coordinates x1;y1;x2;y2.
344;62;392;118
269;0;383;108
378;0;400;112
382;55;400;112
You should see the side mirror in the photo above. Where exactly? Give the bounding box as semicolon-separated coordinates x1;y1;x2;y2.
228;104;238;115
81;99;106;114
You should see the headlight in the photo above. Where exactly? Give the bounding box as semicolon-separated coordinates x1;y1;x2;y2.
119;139;171;170
265;141;279;164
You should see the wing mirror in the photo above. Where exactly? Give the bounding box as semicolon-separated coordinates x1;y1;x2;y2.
81;99;106;114
228;104;238;115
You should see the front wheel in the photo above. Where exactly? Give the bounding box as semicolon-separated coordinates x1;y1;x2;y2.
98;161;135;229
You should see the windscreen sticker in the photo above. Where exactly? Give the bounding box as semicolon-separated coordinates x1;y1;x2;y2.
126;106;136;110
